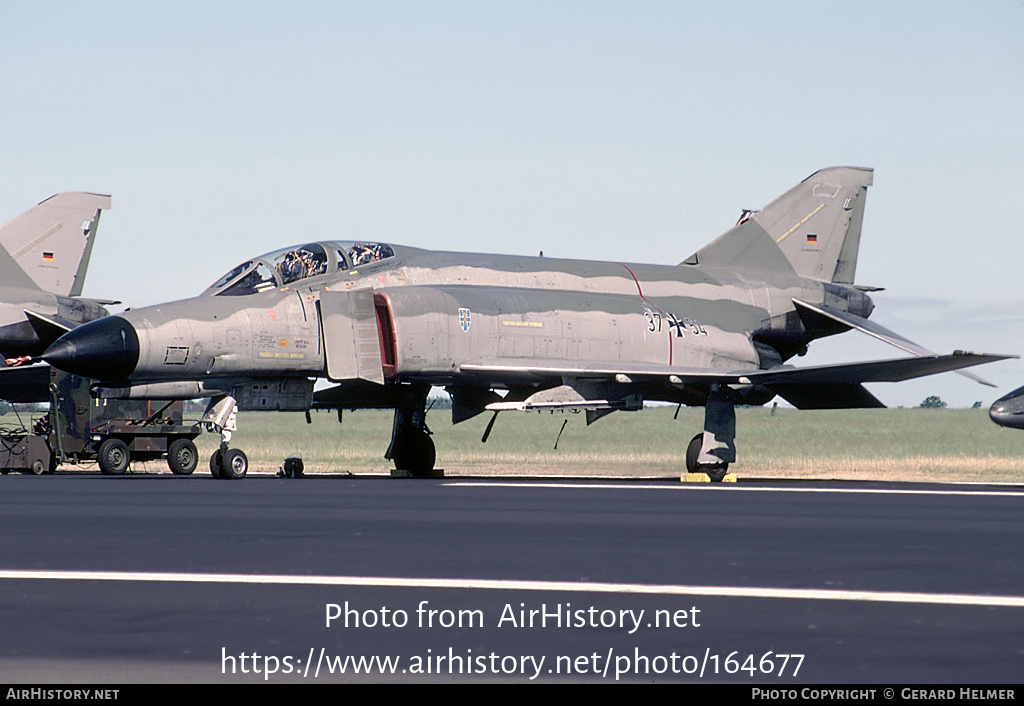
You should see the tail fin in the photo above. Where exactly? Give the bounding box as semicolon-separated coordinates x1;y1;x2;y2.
0;192;111;297
683;167;873;284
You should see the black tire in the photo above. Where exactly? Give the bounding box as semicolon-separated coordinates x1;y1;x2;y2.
686;432;728;481
685;433;702;473
392;429;436;477
210;448;224;478
97;438;130;475
705;465;728;483
167;438;198;475
220;448;248;479
30;457;47;475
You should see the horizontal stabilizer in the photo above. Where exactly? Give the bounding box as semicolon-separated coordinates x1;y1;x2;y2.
793;299;996;386
794;299;928;355
25;310;75;348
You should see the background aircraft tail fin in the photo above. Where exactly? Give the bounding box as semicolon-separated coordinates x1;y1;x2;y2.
683;167;873;284
0;192;111;297
0;243;37;291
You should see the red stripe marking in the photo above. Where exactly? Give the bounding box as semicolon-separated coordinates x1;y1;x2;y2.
620;263;672;365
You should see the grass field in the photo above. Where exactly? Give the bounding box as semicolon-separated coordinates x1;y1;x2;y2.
171;406;1024;482
7;405;1021;481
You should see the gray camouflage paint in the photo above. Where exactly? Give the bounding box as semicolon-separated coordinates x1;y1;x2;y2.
43;167;1008;420
0;192;111;358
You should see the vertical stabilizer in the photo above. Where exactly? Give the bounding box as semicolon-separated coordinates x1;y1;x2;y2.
684;167;872;284
0;192;111;297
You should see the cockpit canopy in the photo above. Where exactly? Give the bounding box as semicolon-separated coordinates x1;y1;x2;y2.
204;241;395;296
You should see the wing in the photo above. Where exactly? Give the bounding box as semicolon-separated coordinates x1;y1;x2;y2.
458;351;1014;413
460;351;1010;385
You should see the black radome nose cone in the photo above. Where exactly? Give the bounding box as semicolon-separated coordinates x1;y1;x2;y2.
43;316;140;380
988;384;1024;430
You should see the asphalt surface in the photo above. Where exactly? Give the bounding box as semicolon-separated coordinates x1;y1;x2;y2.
1;473;1022;683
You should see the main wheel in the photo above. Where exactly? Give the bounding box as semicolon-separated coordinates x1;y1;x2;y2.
392;429;436;478
220;448;248;479
685;433;702;473
704;464;728;482
167;438;198;475
30;457;47;475
97;438;130;475
685;432;728;481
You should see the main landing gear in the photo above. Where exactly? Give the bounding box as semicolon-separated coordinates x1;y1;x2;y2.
385;383;437;478
203;395;248;479
683;386;735;483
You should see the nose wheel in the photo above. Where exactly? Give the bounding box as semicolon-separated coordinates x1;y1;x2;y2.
210;445;248;479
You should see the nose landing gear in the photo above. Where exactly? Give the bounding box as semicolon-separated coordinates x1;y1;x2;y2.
204;395;249;479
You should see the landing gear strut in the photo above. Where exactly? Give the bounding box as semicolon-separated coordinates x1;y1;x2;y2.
684;386;735;482
385;383;436;477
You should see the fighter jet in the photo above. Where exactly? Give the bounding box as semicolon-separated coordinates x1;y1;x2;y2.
42;167;1012;480
989;386;1024;429
0;192;112;360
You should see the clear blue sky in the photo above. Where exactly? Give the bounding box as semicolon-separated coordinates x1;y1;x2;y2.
2;1;1022;406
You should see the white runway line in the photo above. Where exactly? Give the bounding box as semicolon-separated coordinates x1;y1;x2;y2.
1;570;1022;608
444;481;1024;497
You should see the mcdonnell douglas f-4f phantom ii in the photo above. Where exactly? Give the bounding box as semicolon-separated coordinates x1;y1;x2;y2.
42;167;1012;480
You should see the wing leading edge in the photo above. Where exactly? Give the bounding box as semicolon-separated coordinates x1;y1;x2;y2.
459;351;1015;412
460;351;1010;385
